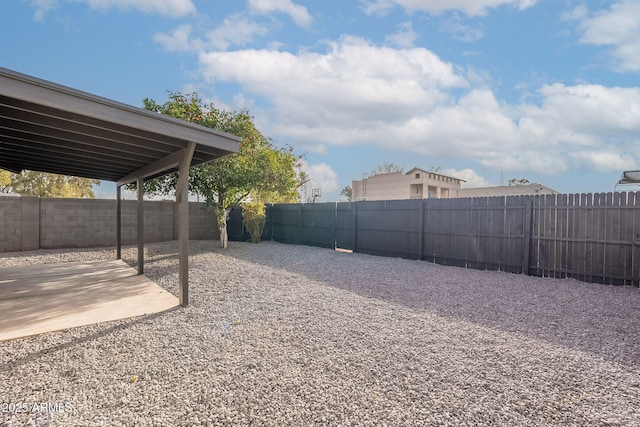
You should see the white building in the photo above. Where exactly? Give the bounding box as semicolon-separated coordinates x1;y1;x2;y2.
352;168;464;201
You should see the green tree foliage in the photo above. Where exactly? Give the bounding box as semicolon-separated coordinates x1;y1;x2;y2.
0;170;11;193
242;201;266;243
508;178;531;186
139;92;303;247
369;162;404;176
0;169;99;198
340;185;352;202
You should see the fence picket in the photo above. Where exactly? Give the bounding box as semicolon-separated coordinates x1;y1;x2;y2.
522;197;532;275
633;193;640;286
557;193;568;279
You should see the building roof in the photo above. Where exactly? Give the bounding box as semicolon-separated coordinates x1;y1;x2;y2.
458;183;560;197
404;167;466;182
0;67;240;184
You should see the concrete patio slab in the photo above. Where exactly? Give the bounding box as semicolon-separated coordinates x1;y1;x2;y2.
0;259;178;341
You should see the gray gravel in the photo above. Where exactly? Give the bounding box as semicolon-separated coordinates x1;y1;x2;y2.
1;240;640;426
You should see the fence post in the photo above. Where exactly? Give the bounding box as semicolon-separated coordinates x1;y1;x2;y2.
522;198;533;275
267;204;273;242
352;202;358;252
418;199;425;260
331;202;337;249
297;204;302;245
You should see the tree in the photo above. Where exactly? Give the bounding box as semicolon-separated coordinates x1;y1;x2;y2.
0;170;11;193
0;169;99;198
139;92;302;248
369;162;404;176
508;178;531;186
340;185;352;202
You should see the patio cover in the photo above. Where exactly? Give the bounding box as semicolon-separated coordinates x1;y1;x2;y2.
0;67;240;306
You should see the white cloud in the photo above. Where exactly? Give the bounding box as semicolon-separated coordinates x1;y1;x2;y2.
206;14;270;51
360;0;395;16
85;0;195;16
560;4;588;22
299;161;339;201
570;151;637;172
197;36;469;160
30;0;57;21
154;14;271;53
438;13;484;42
442;168;492;187
31;0;196;18
198;35;467;111
512;83;640;172
248;0;313;27
575;0;640;72
154;25;201;52
361;0;537;17
525;83;640;137
386;21;419;48
194;36;639;177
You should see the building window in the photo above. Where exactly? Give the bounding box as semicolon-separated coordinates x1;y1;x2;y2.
415;173;420;179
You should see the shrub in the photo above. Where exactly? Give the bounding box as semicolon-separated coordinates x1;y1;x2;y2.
242;202;266;243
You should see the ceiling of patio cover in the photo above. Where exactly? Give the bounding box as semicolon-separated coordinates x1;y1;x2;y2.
0;67;239;183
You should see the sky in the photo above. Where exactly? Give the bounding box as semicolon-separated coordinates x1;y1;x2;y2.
2;0;640;201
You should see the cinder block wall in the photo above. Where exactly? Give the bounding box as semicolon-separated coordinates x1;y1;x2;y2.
0;196;219;252
0;196;28;252
188;202;219;240
40;198;116;248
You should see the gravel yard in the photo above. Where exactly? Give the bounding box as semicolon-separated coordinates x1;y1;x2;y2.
1;240;640;426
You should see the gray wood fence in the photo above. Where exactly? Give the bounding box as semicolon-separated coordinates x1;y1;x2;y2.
229;192;640;287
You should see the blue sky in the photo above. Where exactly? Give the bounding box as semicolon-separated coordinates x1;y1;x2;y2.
3;0;640;201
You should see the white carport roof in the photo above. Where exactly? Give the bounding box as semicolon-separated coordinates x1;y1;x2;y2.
0;67;240;307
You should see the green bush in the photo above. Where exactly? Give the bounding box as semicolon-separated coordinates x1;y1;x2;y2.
242;202;266;243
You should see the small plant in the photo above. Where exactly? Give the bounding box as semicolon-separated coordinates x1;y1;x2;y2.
242;202;266;243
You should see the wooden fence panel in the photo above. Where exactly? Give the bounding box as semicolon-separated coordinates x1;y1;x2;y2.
423;198;471;268
587;193;596;282
355;200;422;259
530;195;540;275
335;202;354;250
299;203;335;248
547;194;558;277
465;197;482;269
226;192;640;287
633;193;640;286
532;194;555;278
609;192;623;285
619;192;633;286
263;204;273;241
227;206;247;242
593;193;606;283
572;194;585;282
622;191;636;285
565;193;574;278
270;204;300;244
556;194;568;279
488;196;505;271
503;196;526;274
